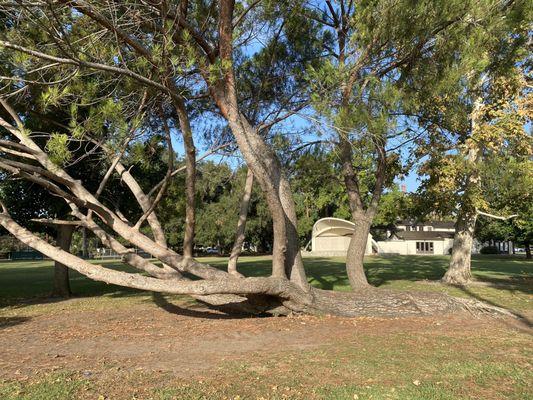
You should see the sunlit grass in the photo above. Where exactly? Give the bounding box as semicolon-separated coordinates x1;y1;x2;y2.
0;254;531;312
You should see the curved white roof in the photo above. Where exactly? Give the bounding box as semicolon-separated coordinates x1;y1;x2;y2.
312;217;355;238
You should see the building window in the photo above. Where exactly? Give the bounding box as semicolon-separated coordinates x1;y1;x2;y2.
416;241;434;254
427;226;433;231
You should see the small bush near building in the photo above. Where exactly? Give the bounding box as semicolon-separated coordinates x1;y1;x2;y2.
480;245;499;254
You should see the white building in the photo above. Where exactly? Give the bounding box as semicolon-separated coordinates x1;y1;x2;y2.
309;218;457;256
376;230;455;256
310;218;374;256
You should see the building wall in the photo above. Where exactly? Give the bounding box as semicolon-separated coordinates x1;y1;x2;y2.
312;234;373;255
433;240;447;255
376;239;454;255
376;240;409;255
442;238;454;255
313;235;351;252
311;235;475;256
396;225;455;233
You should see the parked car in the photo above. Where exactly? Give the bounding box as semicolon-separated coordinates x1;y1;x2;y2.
205;247;219;254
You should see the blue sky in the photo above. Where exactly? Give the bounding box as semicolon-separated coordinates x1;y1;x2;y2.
171;109;424;194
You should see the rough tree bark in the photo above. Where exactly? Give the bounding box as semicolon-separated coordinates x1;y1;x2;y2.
442;97;483;286
228;168;254;277
346;211;373;288
525;242;531;259
52;224;74;297
173;97;196;258
443;208;477;285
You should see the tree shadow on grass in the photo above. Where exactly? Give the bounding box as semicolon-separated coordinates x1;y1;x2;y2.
0;260;151;309
151;292;263;320
301;256;449;288
364;256;449;286
454;284;532;329
0;316;31;329
467;276;533;297
0;287;148;311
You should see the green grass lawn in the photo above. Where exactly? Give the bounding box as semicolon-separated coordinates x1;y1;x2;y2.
0;255;531;400
0;254;531;311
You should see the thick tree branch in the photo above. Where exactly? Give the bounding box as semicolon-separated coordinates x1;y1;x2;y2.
0;206;303;298
476;209;518;221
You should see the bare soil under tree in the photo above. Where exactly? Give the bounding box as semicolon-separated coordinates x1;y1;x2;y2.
0;297;531;399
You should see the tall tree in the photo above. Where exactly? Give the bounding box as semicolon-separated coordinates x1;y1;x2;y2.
398;0;530;284
302;0;518;288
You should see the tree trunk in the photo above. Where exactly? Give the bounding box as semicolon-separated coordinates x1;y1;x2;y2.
228;168;254;277
443;209;477;285
525;242;531;259
218;107;308;289
440;92;486;286
212;0;308;290
442;144;480;285
442;96;483;285
346;212;372;288
81;227;88;258
173;97;196;259
52;224;74;297
338;137;381;289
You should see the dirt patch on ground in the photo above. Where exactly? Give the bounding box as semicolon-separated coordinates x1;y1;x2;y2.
1;296;530;382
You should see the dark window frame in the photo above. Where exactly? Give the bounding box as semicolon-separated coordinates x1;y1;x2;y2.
416;241;434;254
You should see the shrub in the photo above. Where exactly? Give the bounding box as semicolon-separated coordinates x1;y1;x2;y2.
480;245;499;254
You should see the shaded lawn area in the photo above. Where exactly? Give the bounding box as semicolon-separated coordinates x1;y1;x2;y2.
0;254;531;311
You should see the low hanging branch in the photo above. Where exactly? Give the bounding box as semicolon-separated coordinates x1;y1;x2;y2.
0;204;301;299
476;209;519;221
0;101;220;281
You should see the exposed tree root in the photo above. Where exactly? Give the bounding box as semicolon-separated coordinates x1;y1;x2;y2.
295;288;514;318
195;287;515;319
